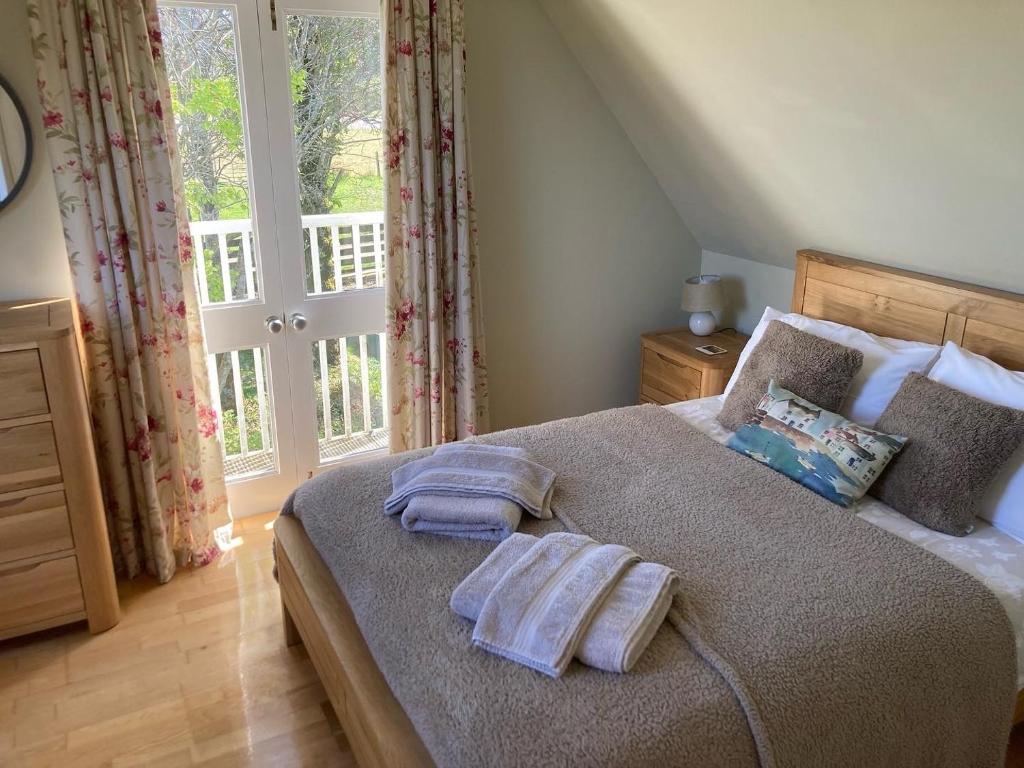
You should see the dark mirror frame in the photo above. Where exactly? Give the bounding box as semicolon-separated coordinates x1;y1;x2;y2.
0;73;33;213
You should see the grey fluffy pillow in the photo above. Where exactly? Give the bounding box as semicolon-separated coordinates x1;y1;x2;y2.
872;373;1024;536
717;320;864;431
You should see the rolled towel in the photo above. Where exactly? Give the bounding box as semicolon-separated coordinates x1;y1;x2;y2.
471;532;639;678
385;447;556;520
452;533;678;673
401;494;523;541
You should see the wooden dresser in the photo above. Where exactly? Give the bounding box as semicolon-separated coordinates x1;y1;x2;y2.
0;299;119;639
639;327;749;404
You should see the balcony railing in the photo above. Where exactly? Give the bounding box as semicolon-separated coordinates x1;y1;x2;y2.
188;211;386;305
207;332;388;479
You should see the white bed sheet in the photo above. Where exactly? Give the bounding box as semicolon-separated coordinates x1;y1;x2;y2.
666;396;1024;686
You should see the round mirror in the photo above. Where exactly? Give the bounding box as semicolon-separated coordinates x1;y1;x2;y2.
0;75;33;212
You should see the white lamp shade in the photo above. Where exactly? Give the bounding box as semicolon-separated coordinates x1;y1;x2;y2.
680;275;724;313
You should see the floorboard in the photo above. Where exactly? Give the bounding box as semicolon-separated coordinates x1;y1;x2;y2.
0;512;353;767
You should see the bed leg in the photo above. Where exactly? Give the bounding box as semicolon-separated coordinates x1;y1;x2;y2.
282;594;303;647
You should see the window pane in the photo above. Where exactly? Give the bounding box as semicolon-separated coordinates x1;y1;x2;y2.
208;346;276;479
286;14;385;296
159;5;261;305
312;333;388;463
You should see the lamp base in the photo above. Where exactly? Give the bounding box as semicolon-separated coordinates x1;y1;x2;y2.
688;311;717;336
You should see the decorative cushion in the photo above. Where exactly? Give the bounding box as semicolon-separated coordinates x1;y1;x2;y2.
724;306;940;425
872;373;1024;536
727;381;906;507
926;342;1024;541
717;320;864;432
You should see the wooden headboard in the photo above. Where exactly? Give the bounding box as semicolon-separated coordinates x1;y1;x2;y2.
791;250;1024;371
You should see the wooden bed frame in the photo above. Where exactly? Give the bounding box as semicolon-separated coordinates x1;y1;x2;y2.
275;249;1024;767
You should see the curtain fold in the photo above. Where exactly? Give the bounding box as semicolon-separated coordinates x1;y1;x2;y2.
384;0;489;451
28;0;229;582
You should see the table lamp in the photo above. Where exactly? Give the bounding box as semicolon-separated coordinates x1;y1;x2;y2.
681;274;724;336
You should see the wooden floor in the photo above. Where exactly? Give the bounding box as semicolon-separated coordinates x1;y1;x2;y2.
0;512;353;767
4;510;1024;767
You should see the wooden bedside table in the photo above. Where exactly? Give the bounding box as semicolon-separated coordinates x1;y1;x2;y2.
639;327;750;405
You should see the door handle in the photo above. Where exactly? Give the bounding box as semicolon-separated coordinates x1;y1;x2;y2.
289;313;308;332
265;315;284;334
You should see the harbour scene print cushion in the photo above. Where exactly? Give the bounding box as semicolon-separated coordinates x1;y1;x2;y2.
727;380;907;507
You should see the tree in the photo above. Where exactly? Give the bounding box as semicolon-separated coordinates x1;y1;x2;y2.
289;16;382;216
159;7;250;223
159;8;383;221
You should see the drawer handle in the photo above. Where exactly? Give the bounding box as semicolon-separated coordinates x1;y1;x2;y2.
1;561;43;577
655;351;682;367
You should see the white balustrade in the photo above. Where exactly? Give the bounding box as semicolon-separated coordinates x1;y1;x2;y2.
188;212;386;306
316;334;386;458
208;333;385;475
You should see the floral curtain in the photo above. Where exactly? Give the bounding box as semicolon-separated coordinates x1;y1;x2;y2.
28;0;229;582
384;0;489;451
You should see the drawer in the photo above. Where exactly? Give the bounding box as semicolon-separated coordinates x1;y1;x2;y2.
642;348;701;403
0;554;84;633
0;349;49;420
0;491;72;564
0;421;62;494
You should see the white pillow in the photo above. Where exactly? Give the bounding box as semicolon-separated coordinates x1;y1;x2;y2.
927;341;1024;542
725;306;940;426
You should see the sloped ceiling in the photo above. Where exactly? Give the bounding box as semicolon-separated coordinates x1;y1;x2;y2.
539;0;1024;290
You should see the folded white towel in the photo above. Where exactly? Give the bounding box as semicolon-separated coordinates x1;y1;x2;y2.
452;533;678;673
471;532;639;678
450;533;539;617
581;562;678;672
385;446;556;520
434;443;531;460
394;444;534;540
401;494;522;541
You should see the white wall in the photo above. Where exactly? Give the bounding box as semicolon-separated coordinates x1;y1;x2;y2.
541;0;1024;294
0;3;70;301
701;250;793;335
465;0;701;430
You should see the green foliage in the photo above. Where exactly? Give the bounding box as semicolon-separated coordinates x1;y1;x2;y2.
331;174;383;213
313;339;384;439
161;6;383;226
216;348;265;456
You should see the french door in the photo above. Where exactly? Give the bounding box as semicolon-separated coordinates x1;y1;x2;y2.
159;0;387;516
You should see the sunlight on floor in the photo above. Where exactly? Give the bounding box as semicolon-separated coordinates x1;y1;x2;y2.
0;511;354;767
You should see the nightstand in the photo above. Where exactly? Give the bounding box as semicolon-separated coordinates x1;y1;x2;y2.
639;327;750;405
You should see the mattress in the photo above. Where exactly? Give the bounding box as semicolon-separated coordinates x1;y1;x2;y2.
668;395;1024;686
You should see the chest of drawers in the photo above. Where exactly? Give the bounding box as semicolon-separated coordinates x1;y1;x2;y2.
639;327;749;404
0;299;119;639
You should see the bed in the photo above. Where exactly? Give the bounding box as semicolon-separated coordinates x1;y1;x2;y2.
274;250;1024;767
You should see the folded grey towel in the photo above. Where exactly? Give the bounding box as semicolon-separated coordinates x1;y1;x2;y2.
471;532;639;677
401;494;522;541
450;533;539;617
395;444;533;540
582;562;678;672
385;444;556;520
452;533;677;672
434;442;531;460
